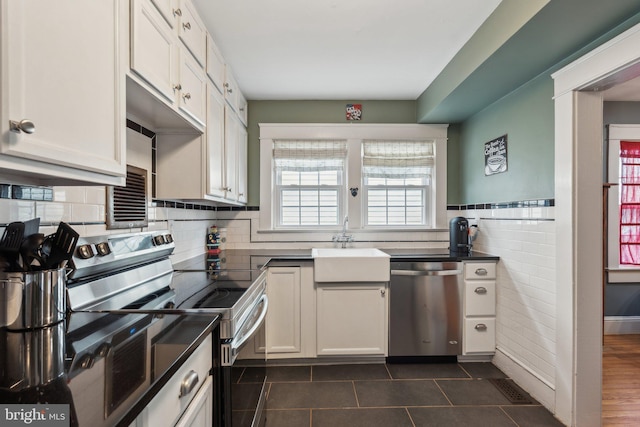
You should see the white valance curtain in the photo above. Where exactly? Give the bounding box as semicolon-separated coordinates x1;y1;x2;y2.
273;140;347;171
362;140;434;179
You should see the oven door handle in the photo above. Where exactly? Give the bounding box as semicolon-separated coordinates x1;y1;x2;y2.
232;294;268;356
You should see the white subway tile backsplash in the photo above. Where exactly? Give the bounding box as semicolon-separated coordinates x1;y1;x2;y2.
471;208;557;387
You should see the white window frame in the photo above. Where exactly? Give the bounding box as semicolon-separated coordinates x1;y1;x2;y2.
259;123;448;232
607;124;640;283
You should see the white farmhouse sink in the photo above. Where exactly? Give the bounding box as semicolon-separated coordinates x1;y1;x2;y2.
312;248;390;282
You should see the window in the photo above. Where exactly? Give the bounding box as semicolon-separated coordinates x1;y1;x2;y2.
363;141;433;226
273;140;347;227
259;124;448;233
619;140;640;264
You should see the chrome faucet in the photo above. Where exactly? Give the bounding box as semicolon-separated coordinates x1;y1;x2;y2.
332;215;354;248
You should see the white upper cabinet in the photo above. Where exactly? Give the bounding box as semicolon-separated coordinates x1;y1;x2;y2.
206;34;226;93
0;0;126;186
178;47;207;126
176;0;206;66
206;83;226;199
130;0;206;129
149;0;177;28
131;0;178;104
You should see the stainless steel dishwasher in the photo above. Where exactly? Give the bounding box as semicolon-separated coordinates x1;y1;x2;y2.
388;261;463;360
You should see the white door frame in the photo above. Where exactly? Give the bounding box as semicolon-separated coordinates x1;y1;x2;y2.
552;23;640;426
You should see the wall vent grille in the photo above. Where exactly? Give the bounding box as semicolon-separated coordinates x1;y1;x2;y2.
107;165;148;229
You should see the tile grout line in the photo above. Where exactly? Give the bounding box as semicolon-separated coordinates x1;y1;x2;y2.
433;379;455;407
498;406;521;427
404;407;418;427
351;380;361;408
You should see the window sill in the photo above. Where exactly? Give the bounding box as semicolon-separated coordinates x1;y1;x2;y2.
607;267;640;283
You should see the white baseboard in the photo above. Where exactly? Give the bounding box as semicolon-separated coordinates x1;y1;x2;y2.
604;316;640;334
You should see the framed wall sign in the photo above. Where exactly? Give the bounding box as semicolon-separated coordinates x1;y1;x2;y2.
484;134;508;175
346;104;362;121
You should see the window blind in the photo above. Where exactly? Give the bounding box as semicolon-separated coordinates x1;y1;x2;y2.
362;140;434;179
273;140;347;171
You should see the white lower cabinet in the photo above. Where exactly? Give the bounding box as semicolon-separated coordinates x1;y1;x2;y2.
316;283;388;356
462;262;497;355
134;335;212;427
259;267;302;356
174;376;213;427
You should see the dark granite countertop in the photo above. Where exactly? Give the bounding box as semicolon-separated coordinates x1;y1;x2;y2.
173;249;498;272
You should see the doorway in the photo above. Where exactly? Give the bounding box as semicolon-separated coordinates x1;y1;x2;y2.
552;22;640;427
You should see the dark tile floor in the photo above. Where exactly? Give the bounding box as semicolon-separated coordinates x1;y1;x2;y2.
238;362;566;427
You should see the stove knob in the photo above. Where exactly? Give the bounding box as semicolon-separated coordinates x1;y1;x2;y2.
164;301;176;310
164;234;174;243
153;235;166;246
78;354;95;370
76;244;95;259
96;343;111;358
95;242;111;256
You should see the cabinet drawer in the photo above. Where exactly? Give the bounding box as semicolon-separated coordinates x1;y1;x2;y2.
465;281;495;316
464;262;496;280
145;335;212;427
463;318;496;354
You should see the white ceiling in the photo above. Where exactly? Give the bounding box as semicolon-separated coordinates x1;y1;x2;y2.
192;0;502;100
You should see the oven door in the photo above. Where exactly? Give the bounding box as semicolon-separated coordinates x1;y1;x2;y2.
221;293;268;427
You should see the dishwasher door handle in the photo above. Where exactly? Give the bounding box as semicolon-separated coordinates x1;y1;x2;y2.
391;269;461;277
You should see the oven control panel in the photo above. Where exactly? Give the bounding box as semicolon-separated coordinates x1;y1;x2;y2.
69;231;175;281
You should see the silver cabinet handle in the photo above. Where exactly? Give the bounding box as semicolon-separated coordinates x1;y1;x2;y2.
9;119;36;134
183;22;191;30
173;83;182;91
380;289;386;296
182;93;191;100
474;323;488;331
173;8;182;17
474;287;487;294
475;268;488;276
179;370;199;398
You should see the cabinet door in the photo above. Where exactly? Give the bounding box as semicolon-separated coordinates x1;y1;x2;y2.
237;125;248;204
177;0;206;66
150;0;177;28
206;84;226;199
224;109;239;201
206;34;226;92
316;284;387;356
265;267;301;355
0;0;125;180
178;47;207;126
223;67;240;112
131;0;178;104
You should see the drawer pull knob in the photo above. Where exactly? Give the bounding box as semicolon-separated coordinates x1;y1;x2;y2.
173;8;182;17
474;323;488;331
474;287;487;294
183;22;191;30
475;268;488;276
179;370;199;398
9;119;36;134
182;92;192;100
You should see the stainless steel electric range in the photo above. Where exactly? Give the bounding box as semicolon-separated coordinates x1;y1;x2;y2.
0;231;268;427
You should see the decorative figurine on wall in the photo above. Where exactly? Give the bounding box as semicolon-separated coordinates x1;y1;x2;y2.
346;104;362;121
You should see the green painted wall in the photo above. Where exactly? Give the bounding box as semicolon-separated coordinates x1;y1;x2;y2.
245;100;417;206
456;74;555;204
